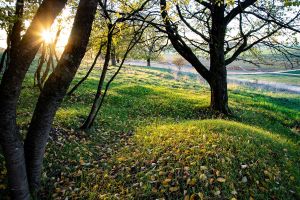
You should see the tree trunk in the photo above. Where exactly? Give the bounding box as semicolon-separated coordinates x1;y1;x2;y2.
209;3;230;114
35;42;46;91
41;48;54;85
0;0;67;197
0;49;7;73
147;57;151;66
24;0;97;194
10;0;24;52
81;26;113;129
209;71;229;114
67;42;104;96
111;45;117;66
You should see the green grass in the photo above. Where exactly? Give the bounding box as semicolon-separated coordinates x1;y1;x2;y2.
228;73;300;86
0;64;299;199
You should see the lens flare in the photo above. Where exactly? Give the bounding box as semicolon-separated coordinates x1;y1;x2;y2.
41;29;52;43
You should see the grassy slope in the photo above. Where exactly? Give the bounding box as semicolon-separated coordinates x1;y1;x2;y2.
0;65;299;199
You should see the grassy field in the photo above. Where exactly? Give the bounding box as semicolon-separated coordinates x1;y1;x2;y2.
0;64;300;199
228;73;300;86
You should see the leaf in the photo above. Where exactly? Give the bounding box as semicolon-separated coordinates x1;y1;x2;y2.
187;178;197;186
213;190;221;196
199;173;207;181
217;177;226;183
242;176;248;183
162;178;172;186
169;186;179;192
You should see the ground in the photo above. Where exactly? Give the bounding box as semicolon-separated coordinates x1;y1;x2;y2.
0;64;299;199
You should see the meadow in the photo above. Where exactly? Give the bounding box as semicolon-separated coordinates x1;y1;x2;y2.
0;64;299;199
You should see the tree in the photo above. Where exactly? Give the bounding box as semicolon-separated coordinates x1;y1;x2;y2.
81;0;151;129
144;0;300;114
0;0;98;197
0;0;24;73
24;0;98;195
0;0;67;197
172;55;188;80
130;27;168;66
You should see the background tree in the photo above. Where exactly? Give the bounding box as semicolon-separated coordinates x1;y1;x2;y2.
130;27;168;66
81;0;151;129
0;0;24;73
139;0;300;114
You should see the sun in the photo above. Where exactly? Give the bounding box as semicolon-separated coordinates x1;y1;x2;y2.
41;29;53;44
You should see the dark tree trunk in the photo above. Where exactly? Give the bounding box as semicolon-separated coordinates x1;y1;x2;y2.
10;0;24;51
41;48;54;85
81;25;113;129
209;3;230;114
35;42;46;91
67;42;104;96
111;45;117;66
209;71;229;114
0;0;67;197
0;49;7;73
147;57;151;66
24;0;98;194
3;0;24;74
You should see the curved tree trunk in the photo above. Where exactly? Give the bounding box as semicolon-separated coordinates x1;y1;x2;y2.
10;0;24;52
0;49;7;73
24;0;98;194
67;42;104;96
0;0;67;198
111;44;117;66
35;42;46;91
81;26;113;129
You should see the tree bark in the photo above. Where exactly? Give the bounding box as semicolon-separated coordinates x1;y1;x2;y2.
209;3;230;114
0;49;7;73
0;0;67;198
24;0;98;194
147;57;151;66
209;72;229;114
10;0;24;52
35;42;46;91
111;44;117;66
81;25;113;129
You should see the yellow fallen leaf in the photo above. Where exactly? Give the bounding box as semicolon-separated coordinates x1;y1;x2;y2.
198;192;204;200
214;190;221;196
184;195;190;200
117;157;126;161
187;178;197;186
217;177;226;183
169;186;179;192
199;173;207;181
162;178;172;186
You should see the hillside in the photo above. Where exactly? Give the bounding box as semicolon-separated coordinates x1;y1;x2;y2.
0;65;299;199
